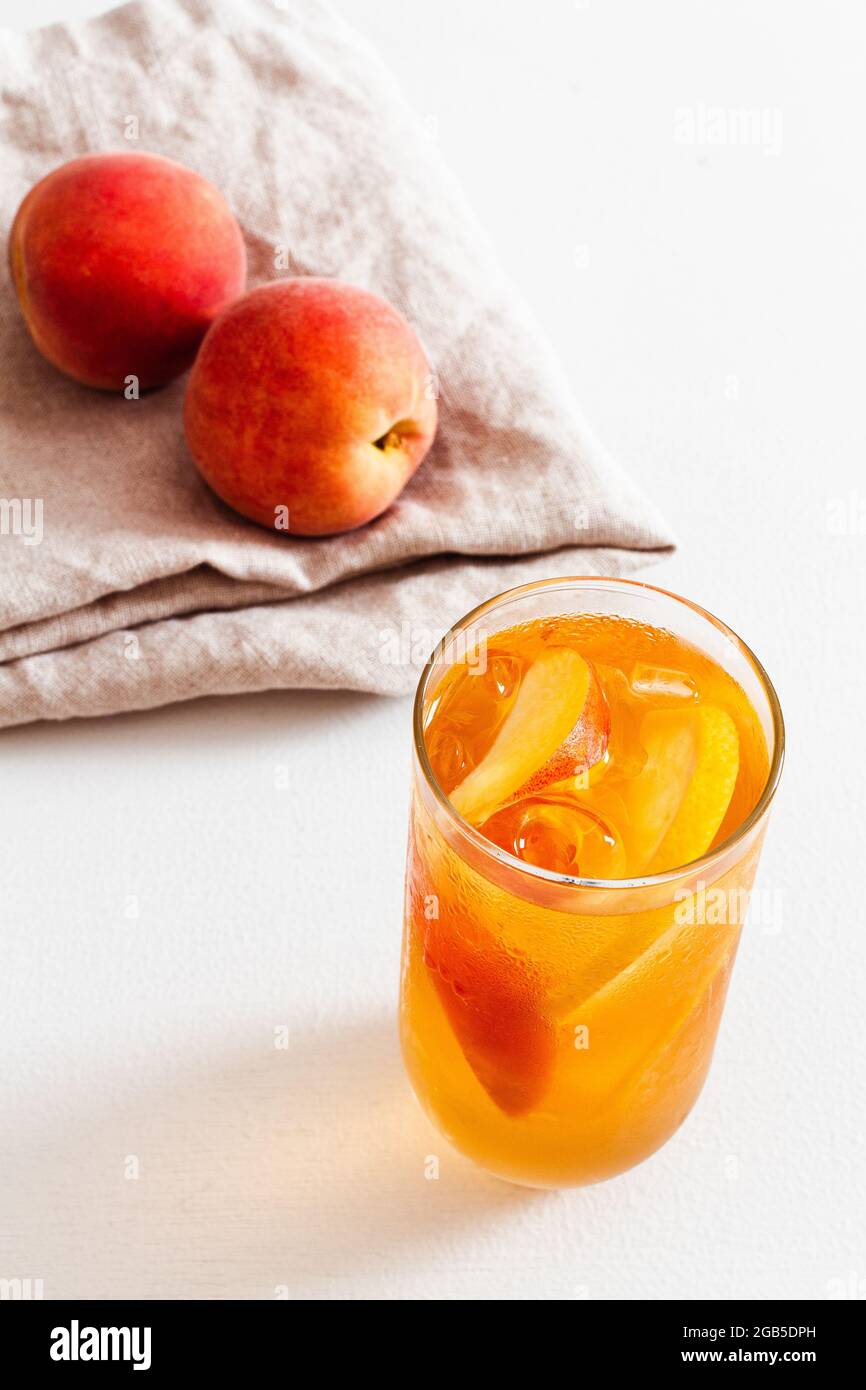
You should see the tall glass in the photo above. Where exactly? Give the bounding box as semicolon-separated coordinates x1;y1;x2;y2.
400;577;784;1188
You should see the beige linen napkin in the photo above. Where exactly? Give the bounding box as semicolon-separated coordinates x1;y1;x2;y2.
0;0;673;730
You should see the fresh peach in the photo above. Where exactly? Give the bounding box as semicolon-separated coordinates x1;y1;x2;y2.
183;278;437;535
9;151;246;390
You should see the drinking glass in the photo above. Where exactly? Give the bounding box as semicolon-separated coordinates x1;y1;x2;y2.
399;577;784;1187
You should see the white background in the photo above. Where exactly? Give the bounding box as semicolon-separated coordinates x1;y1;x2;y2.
2;0;864;1301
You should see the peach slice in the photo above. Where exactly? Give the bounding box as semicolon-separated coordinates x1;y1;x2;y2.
449;648;608;827
559;908;741;1102
512;660;609;802
624;705;740;873
650;705;739;872
408;869;555;1117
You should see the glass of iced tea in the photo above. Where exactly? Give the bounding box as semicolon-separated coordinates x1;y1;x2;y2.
400;577;784;1188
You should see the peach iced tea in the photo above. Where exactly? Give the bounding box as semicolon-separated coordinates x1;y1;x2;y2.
400;581;782;1187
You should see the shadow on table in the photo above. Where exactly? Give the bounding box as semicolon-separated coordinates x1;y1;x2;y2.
0;685;389;751
3;1013;541;1298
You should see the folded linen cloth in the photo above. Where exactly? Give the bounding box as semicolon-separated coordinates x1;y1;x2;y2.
0;0;673;731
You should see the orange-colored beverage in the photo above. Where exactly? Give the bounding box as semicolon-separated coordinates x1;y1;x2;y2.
400;579;783;1187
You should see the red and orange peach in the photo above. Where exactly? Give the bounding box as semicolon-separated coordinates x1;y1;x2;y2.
183;278;438;536
9;151;246;390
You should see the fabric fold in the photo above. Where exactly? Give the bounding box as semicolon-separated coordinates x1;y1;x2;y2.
0;0;674;730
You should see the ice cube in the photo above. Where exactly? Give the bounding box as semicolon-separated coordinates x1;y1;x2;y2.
629;663;698;704
482;796;627;879
426;730;471;792
486;654;521;699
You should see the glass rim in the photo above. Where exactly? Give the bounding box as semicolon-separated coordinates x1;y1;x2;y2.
412;575;785;891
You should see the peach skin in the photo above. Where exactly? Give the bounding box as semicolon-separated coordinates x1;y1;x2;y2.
9;151;246;390
183;278;438;536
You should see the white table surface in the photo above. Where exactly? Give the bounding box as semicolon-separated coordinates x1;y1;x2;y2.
2;0;864;1302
